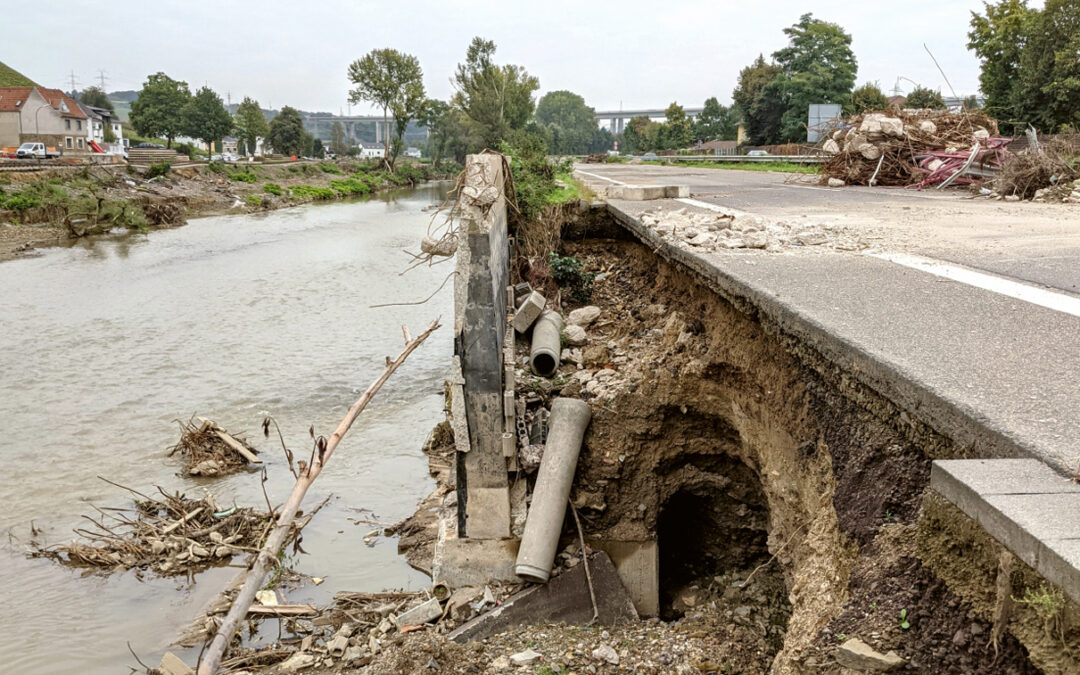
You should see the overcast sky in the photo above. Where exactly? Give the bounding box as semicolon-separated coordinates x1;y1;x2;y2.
8;0;1023;115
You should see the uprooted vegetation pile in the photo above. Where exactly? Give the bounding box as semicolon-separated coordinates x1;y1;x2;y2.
822;109;1007;188
27;485;275;575
994;134;1080;202
168;417;260;476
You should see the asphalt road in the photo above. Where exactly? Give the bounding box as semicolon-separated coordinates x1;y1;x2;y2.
576;163;1080;474
576;163;1080;294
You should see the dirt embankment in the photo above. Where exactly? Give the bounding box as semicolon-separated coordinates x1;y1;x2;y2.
382;226;1072;673
0;160;452;263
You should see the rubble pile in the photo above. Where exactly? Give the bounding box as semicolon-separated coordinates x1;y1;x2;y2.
822;109;1007;188
994;135;1080;201
638;206;869;253
168;417;261;477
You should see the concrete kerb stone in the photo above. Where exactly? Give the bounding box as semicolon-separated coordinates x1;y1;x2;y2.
512;291;546;333
931;459;1080;603
601;184;689;201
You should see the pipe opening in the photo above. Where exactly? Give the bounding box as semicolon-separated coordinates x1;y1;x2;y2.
532;352;557;377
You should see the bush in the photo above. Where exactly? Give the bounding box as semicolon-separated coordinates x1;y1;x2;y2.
146;162;171;179
246;195;264;207
394;163;428;184
263;182;283;196
328;178;372;196
318;161;343;174
2;192;41;212
500;136;569;222
290;185;336;200
548;252;594;303
228;170;257;183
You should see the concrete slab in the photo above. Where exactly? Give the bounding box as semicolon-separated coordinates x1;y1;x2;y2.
1041;539;1080;605
433;536;521;588
512;291;546;333
448;552;638;642
589;539;659;617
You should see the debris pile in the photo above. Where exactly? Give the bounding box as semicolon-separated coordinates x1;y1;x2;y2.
822;109;1007;188
638;206;868;252
28;486;273;575
168;417;261;476
994;135;1080;201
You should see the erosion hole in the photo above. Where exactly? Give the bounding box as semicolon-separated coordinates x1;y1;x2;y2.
658;457;773;619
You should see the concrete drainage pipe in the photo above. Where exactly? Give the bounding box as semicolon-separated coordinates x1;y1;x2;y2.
515;397;592;583
530;310;563;377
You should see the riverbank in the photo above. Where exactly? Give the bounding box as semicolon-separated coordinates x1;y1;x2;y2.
0;159;459;263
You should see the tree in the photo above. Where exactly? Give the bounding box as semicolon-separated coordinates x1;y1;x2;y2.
1015;0;1080;132
182;86;233;158
661;102;694;149
846;82;890;114
419;98;476;165
968;0;1033;131
452;37;540;150
267;106;307;157
771;13;858;142
311;138;325;158
233;97;269;158
732;55;784;145
695;97;738;141
347;48;426;171
535;90;597;155
79;86;114;113
905;86;947;110
329;121;349;155
130;72;191;148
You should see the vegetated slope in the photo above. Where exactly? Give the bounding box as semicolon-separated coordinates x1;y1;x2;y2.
0;60;36;87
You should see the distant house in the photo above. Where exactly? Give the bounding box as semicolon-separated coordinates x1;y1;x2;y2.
76;102;124;154
697;139;738;155
0;86;88;152
358;141;385;159
405;146;421;159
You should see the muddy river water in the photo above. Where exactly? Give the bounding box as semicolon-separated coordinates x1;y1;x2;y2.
0;184;453;673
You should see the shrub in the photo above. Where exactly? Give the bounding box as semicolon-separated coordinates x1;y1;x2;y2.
246;195;264;207
3;192;40;212
549;252;594;303
228;170;257;183
318;161;343;174
290;185;336;200
394;164;427;184
146;162;171;179
263;182;283;196
328;178;372;196
206;161;227;175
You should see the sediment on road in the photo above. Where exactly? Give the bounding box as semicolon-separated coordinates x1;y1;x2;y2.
379;194;1076;673
0;159;457;263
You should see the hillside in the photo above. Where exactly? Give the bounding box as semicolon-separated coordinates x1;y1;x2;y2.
0;60;36;86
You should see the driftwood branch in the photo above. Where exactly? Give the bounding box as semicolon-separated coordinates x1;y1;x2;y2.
196;318;441;675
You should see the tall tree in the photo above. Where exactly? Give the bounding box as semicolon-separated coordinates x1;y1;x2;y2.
535;90;597;155
968;0;1033;131
846;82;890;114
661;102;694;149
419;98;476;165
771;13;858;142
267;106;307;157
329;121;349;155
452;37;539;150
130;72;191;148
234;97;269;157
905;86;947;110
1015;0;1080;132
347;48;426;170
732;55;784;145
79;86;114;113
695;97;738;141
182;86;233;158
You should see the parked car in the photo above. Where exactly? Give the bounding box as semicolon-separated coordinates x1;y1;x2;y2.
132;142;165;149
15;142;60;159
642;152;658;160
747;150;769;156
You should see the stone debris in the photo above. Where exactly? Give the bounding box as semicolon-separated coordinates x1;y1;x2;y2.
420;234;457;257
567;305;601;327
509;648;542;666
592;643;620;665
512;291;547;333
278;651;316;672
158;652;194;675
834;637;906;672
563;324;588;346
393;596;443;628
639;206;867;254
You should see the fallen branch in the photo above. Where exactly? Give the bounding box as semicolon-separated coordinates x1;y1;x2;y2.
570;501;599;626
197;318;441;675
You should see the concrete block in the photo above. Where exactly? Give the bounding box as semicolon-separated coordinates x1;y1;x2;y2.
512;291;546;333
984;493;1080;541
589;539;659;617
1041;539;1080;604
434;536;521;588
665;185;690;198
932;459;1080;497
393;596;443;628
448;552;638;642
464;485;511;539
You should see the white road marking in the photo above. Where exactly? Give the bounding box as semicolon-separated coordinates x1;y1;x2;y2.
872;252;1080;318
675;198;728;212
573;170;624;185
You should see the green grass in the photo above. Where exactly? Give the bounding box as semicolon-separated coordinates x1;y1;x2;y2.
0;59;36;86
290;185;336;200
644;159;821;174
546;173;594;205
263;182;283;196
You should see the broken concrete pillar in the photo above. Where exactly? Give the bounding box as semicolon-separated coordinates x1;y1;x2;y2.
529;310;563;377
516;398;591;583
512;291;546;333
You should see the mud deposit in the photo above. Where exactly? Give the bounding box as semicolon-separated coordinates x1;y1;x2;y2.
384;234;1052;674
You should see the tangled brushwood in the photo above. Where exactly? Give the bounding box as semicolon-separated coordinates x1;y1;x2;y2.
994;135;1080;201
26;484;276;575
169;417;260;476
822;109;1004;187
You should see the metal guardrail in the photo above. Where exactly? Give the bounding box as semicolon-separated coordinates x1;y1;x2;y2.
645;154;826;165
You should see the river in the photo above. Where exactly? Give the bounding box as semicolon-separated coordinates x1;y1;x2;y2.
0;184;453;673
